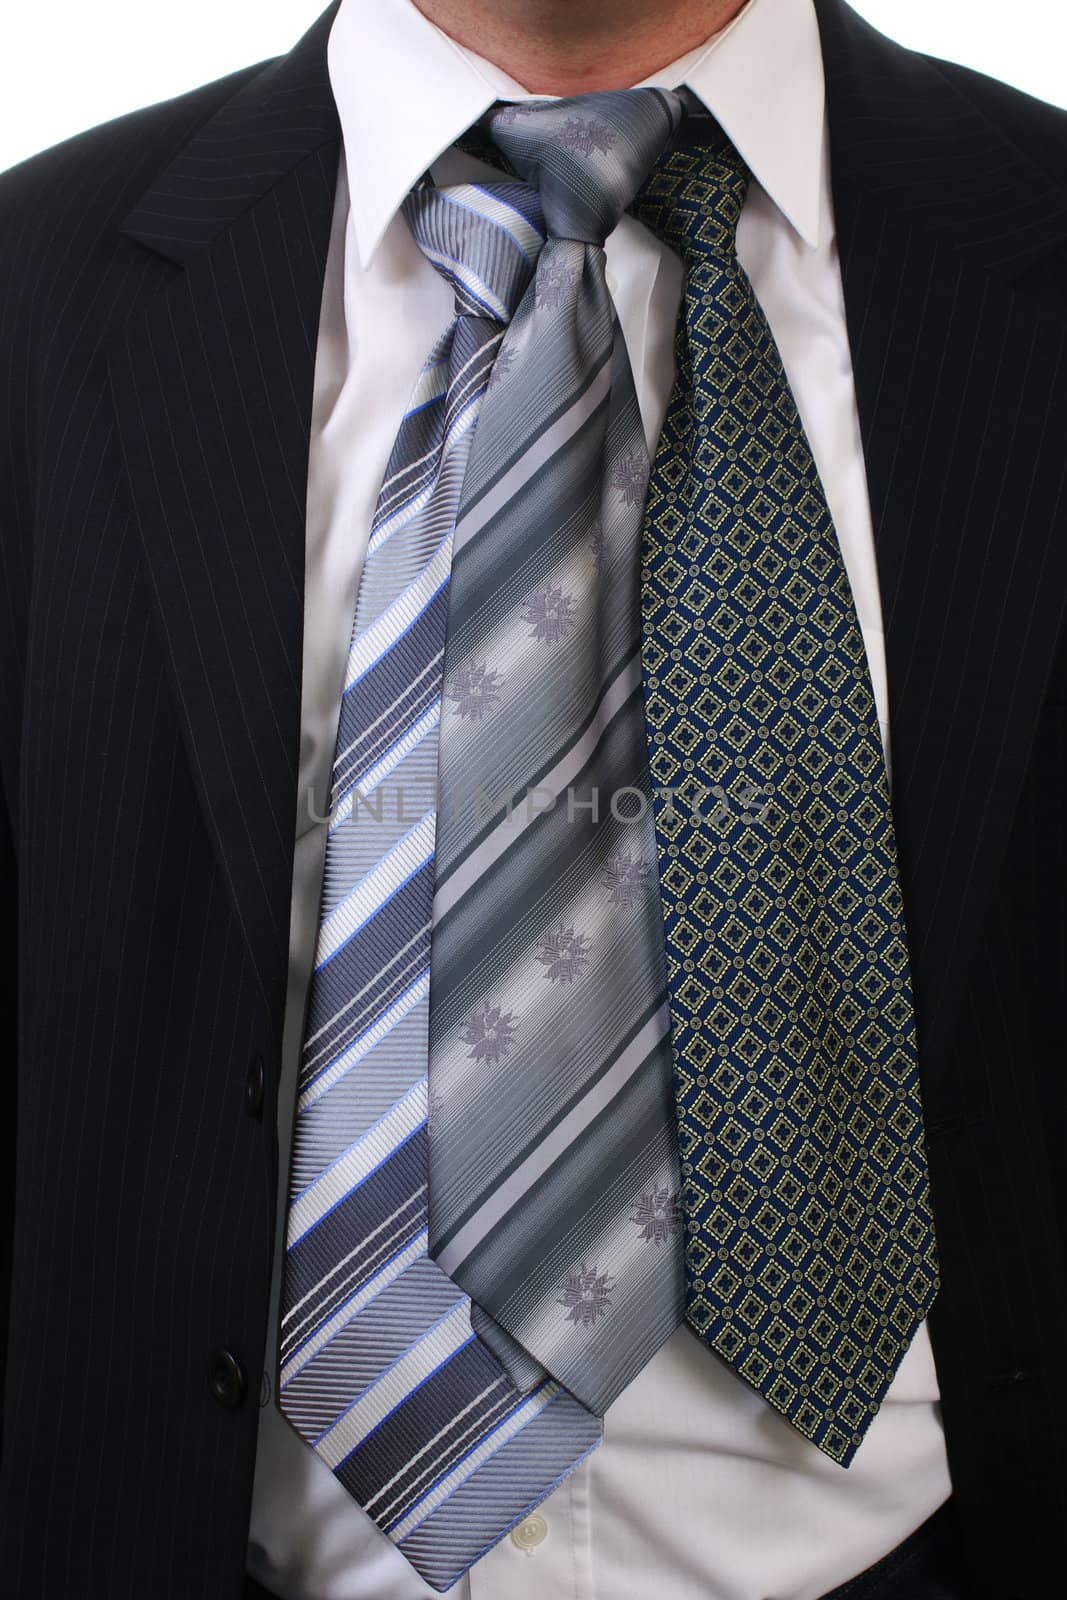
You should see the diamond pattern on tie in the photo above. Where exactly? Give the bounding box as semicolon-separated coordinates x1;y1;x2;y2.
633;129;939;1465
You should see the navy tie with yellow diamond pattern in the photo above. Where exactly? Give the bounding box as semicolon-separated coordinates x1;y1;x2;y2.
278;90;690;1592
632;120;939;1464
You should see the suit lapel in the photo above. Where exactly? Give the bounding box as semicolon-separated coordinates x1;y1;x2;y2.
107;0;1067;1067
816;0;1067;1100
109;5;341;1003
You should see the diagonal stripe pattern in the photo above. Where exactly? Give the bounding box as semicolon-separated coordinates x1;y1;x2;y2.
278;91;700;1591
427;89;688;1417
632;116;939;1464
278;174;602;1593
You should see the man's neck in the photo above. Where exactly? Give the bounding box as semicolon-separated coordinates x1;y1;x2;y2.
409;0;750;94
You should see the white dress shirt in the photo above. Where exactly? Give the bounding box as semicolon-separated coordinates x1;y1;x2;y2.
246;1;952;1596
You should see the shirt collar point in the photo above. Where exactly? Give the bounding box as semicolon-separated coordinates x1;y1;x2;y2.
348;96;495;272
795;212;821;252
352;218;386;273
348;180;405;272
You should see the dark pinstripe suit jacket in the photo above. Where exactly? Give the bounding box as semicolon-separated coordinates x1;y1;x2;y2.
2;1;1067;1595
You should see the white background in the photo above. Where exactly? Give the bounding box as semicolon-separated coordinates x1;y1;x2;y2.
0;0;1065;174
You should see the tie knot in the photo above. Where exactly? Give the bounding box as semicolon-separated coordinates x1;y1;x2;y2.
403;179;547;322
631;127;751;265
486;88;688;246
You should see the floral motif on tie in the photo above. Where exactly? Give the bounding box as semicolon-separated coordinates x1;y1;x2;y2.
461;1004;518;1063
447;662;503;720
630;1188;683;1244
559;117;617;156
590;517;606;574
538;926;591;983
612;455;650;505
525;586;577;644
558;1266;615;1326
605;853;654;906
488;345;518;389
493;102;536;127
537;260;581;310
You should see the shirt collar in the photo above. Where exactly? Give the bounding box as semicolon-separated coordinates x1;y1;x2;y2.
328;0;824;269
672;0;824;249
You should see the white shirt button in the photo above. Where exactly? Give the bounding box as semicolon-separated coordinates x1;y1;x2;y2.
605;270;619;297
510;1511;548;1552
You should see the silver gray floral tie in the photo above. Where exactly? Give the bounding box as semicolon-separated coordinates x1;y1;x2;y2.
428;89;688;1415
277;91;688;1593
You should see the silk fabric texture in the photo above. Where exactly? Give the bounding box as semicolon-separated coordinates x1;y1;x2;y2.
248;4;949;1597
277;76;938;1592
277;90;689;1592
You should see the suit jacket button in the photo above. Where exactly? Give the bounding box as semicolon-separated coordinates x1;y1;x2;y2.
245;1053;265;1119
208;1348;247;1411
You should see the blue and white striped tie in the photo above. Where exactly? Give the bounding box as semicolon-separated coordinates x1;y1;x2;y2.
276;176;602;1591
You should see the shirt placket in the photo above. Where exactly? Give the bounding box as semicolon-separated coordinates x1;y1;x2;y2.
464;1454;595;1600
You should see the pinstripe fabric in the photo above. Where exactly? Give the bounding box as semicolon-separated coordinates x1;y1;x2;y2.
0;55;311;1600
3;4;1067;1596
816;2;1067;1581
427;91;688;1417
274;175;607;1593
0;12;346;1599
